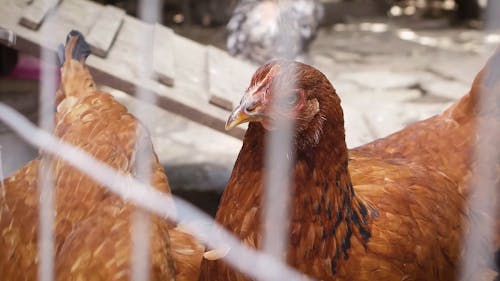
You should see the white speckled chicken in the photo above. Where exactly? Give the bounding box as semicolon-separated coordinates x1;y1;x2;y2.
227;0;324;64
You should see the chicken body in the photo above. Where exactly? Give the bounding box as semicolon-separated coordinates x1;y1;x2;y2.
227;0;324;64
0;32;203;281
199;56;499;280
357;55;500;259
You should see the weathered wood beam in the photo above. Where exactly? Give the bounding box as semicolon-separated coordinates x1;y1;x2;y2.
86;5;125;58
19;0;62;30
152;23;175;87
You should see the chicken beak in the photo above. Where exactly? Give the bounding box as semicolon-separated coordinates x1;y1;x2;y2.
226;91;264;130
225;105;251;131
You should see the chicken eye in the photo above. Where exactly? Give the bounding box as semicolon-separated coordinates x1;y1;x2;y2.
265;87;271;98
286;91;300;107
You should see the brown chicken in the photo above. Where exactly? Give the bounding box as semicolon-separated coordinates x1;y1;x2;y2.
199;54;499;280
0;31;203;280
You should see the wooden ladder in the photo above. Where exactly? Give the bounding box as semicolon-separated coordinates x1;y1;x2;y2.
0;0;257;139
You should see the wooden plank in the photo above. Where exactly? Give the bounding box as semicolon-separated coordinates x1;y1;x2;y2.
86;16;247;138
19;0;61;30
171;34;208;94
207;45;256;111
85;5;125;58
208;94;233;111
209;95;233;111
0;0;248;139
152;24;175;87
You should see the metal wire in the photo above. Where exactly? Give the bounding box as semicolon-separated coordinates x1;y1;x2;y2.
130;0;162;279
262;0;299;266
37;23;58;281
458;2;500;278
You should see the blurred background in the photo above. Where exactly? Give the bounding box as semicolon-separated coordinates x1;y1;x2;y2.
0;0;498;215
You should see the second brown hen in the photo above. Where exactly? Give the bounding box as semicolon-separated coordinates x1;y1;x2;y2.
0;31;203;281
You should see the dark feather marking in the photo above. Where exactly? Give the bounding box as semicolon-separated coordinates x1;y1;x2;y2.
303;199;309;208
342;194;350;209
359;203;368;219
330;248;340;275
341;225;352;259
336;209;343;220
330;210;343;236
334;210;343;229
351;210;360;225
316;203;322;214
358;226;371;242
348;183;354;196
329;226;335;237
351;210;371;242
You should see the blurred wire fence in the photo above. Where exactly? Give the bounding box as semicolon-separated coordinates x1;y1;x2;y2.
0;0;498;281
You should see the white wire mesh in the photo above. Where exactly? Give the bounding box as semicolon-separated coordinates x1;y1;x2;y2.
0;1;498;281
37;6;58;280
458;97;499;280
130;0;162;280
262;2;298;262
458;2;500;279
